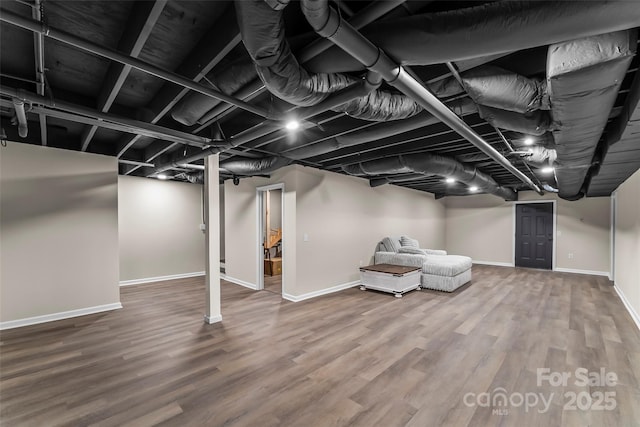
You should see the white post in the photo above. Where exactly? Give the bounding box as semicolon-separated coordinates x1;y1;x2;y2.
204;154;221;324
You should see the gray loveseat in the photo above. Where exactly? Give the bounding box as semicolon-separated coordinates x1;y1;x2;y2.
374;236;472;292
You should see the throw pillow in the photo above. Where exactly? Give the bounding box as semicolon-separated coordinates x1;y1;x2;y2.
398;247;427;255
400;235;420;248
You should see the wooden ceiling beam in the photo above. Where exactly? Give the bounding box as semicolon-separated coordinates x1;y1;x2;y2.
80;0;167;152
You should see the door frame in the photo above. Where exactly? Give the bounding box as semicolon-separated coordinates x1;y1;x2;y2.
512;200;557;270
256;183;285;293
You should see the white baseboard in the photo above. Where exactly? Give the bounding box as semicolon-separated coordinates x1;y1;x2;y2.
204;314;222;324
473;260;515;267
119;271;205;286
283;280;360;302
221;274;258;290
555;267;610;277
614;285;640;331
0;302;123;330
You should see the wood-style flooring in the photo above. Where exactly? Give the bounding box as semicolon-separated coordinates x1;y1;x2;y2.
1;265;640;426
264;274;282;295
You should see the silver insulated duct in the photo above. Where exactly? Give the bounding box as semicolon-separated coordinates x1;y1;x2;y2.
235;0;423;121
342;153;517;201
304;1;640;73
548;30;636;200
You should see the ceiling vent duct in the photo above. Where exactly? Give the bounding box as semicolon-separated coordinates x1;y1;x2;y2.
235;0;423;121
220;156;292;176
304;1;640;73
548;30;636;200
343;153;517;201
12;98;28;138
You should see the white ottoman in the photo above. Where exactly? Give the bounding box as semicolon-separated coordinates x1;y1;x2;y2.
420;255;472;292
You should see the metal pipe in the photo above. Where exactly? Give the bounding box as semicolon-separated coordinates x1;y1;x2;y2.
119;159;155;168
12;98;28;138
33;0;47;145
301;0;541;194
1;86;211;147
0;9;270;119
298;0;408;64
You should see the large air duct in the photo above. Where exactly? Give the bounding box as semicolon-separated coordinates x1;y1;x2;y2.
548;30;636;200
342;153;517;201
235;0;423;121
304;1;640;74
12;98;28;138
457;66;549;114
301;0;542;194
220;156;291;175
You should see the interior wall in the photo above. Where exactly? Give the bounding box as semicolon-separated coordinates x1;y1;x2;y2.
294;166;445;294
118;176;204;282
270;189;282;231
219;184;225;261
0;142;120;324
224;165;445;297
445;192;611;274
613;168;640;322
224;166;297;293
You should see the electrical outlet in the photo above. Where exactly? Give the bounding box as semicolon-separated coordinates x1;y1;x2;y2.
568;253;574;259
303;233;309;242
359;260;363;266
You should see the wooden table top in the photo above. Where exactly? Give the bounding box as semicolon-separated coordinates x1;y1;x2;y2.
359;263;420;275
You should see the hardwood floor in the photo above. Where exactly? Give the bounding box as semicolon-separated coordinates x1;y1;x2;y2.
264;274;282;295
1;265;639;426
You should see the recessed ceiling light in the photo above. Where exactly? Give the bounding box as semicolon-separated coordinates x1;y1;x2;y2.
157;174;168;180
469;186;479;192
445;177;455;184
523;137;534;145
541;166;555;174
285;120;300;131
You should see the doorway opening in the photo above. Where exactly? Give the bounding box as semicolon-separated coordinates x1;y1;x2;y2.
514;201;556;270
257;185;283;295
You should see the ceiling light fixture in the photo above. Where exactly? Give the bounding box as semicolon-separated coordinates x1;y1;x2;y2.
523;137;534;145
445;177;455;184
157;174;168;180
541;166;555;174
469;186;479;192
285;120;300;131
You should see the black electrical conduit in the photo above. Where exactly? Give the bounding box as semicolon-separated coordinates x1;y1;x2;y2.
0;86;213;147
0;9;270;119
300;0;542;195
343;153;518;201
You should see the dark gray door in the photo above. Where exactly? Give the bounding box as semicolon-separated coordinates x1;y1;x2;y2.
515;203;553;270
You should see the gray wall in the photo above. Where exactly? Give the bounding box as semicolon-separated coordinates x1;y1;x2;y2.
0;142;120;324
445;192;611;274
224;165;446;296
614;168;640;321
118;176;205;282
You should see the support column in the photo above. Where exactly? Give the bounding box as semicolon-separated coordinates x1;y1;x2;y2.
204;154;221;324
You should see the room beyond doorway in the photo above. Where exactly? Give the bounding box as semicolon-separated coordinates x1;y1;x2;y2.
257;185;284;295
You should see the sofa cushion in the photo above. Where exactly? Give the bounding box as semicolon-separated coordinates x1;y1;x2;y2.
398;247;427;255
374;251;427;268
400;235;419;248
381;237;401;253
422;255;472;276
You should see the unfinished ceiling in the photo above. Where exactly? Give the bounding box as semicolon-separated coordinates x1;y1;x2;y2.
1;0;639;200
